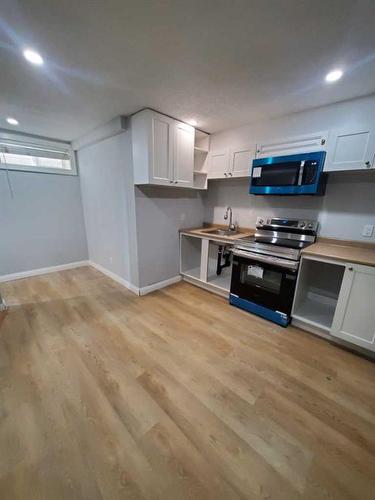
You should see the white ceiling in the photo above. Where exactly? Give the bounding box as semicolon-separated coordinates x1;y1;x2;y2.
1;0;375;141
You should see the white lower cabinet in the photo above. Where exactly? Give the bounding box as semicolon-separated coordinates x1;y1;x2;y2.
179;234;202;280
179;233;232;297
293;256;375;353
331;264;375;351
292;257;345;332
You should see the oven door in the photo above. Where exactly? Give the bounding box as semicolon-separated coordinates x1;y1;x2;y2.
230;250;298;316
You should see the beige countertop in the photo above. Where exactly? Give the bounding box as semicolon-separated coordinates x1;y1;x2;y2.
181;225;375;267
180;224;254;243
302;239;375;267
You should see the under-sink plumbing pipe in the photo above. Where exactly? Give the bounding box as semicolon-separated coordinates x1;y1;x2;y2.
216;245;232;276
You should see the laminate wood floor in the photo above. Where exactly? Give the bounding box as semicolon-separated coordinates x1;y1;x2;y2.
0;267;374;500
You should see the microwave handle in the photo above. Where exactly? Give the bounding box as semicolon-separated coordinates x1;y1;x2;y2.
232;249;299;271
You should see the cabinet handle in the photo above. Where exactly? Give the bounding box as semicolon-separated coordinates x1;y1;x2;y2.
224;173;227;177
174;180;178;184
228;172;233;177
348;267;353;271
365;161;371;168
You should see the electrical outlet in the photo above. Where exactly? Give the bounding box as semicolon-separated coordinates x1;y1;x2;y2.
362;224;374;237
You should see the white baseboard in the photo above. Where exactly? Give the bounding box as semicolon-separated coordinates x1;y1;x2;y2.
0;259;181;298
88;261;140;295
139;275;181;296
89;262;181;296
0;260;90;283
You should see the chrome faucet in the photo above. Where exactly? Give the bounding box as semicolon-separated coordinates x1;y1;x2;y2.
224;206;236;232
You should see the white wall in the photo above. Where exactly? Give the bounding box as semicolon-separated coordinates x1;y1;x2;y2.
0;170;88;276
318;171;375;240
135;186;204;287
204;172;375;241
204;95;375;241
78;131;138;285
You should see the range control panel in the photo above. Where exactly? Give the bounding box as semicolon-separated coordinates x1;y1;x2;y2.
256;216;318;232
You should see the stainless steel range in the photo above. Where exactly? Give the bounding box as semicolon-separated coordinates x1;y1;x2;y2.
229;216;318;326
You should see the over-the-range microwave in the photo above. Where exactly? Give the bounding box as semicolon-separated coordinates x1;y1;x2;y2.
249;151;326;195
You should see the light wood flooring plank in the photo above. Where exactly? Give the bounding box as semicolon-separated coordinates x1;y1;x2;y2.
0;267;374;499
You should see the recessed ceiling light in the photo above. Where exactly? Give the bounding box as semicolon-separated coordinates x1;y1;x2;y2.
187;119;198;126
23;48;44;65
6;117;19;126
325;69;343;83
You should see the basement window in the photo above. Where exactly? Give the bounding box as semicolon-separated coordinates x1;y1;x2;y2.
0;132;76;175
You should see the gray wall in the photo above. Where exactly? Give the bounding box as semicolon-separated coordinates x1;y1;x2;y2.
78;131;138;285
135;186;204;288
204;95;375;241
78;126;205;290
0;170;88;276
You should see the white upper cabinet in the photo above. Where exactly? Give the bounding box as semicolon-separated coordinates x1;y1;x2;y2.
208;146;255;179
132;109;194;187
230;146;255;177
331;263;375;352
174;121;194;187
256;131;328;158
324;127;375;172
207;150;229;179
151;113;174;184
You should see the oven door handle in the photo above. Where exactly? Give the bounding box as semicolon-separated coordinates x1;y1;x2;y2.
232;249;299;271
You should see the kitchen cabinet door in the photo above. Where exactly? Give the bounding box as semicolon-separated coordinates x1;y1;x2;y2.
174;121;194;187
150;113;174;185
256;131;327;158
331;264;375;352
230;146;254;177
324;127;375;172
133;109;196;187
207;150;229;179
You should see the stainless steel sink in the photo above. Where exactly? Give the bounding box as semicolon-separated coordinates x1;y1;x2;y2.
204;228;239;237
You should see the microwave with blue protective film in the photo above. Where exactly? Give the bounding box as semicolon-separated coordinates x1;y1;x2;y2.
249;151;327;195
